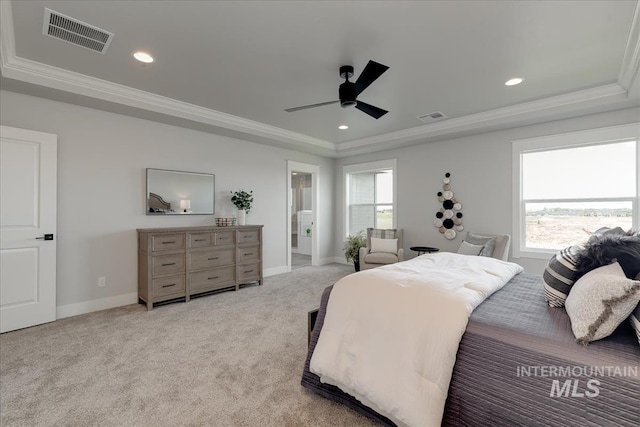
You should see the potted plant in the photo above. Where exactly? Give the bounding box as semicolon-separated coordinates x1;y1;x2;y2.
343;231;367;272
305;227;312;236
230;190;253;225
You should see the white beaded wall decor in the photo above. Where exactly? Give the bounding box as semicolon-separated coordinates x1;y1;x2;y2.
433;172;463;240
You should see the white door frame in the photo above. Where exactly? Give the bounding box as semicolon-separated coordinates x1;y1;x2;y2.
287;161;319;271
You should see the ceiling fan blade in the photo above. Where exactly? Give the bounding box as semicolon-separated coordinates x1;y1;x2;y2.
284;100;339;112
355;101;388;119
354;60;389;96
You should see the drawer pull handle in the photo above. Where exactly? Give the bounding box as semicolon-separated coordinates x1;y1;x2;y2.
162;283;176;288
244;252;253;256
208;257;219;260
162;262;176;266
208;276;219;280
161;241;176;244
195;239;206;242
244;269;254;274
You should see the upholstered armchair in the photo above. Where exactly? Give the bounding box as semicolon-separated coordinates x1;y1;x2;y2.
359;228;404;270
456;232;511;261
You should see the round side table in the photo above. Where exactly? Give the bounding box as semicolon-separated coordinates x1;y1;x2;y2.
410;246;439;255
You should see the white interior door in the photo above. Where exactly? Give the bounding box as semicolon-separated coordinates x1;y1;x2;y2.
1;125;57;333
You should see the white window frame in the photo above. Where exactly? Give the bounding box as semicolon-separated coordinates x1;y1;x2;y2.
344;159;397;237
512;123;639;259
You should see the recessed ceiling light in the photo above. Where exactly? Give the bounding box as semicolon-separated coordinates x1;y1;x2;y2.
505;77;523;86
133;51;154;63
338;125;349;130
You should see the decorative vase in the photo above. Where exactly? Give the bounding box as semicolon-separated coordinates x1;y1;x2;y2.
354;258;360;272
237;209;246;225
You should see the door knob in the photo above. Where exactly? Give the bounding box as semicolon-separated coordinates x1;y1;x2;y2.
35;234;54;240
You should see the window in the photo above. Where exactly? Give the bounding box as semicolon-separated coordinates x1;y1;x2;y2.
344;160;396;236
512;123;639;258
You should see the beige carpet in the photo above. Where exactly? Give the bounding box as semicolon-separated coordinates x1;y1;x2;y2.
0;264;378;426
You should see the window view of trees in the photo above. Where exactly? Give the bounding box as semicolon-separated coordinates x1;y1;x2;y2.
525;204;633;249
516;135;637;254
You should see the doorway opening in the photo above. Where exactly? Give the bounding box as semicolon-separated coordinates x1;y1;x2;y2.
291;172;312;269
287;161;319;272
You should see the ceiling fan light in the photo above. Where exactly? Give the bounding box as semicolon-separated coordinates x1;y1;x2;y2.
340;100;357;108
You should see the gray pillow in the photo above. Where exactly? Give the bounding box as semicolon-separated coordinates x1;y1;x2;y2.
457;241;483;256
465;232;496;258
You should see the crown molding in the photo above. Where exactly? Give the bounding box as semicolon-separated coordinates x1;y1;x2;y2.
618;0;640;92
1;0;637;159
335;83;629;154
0;0;16;67
1;55;337;152
0;0;335;154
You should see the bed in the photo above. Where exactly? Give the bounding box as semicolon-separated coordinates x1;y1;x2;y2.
301;255;639;427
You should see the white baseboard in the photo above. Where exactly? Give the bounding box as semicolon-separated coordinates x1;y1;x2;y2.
264;266;289;277
56;261;347;319
319;257;349;265
56;292;138;319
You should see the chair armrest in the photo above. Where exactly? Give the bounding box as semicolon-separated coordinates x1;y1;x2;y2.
398;248;404;261
359;247;369;262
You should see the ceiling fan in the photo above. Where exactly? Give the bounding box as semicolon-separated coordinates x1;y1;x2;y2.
285;60;389;119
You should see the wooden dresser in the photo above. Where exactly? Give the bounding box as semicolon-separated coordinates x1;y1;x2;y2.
137;225;263;310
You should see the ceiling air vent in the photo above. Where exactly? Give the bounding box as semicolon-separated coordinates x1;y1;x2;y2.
42;8;114;54
417;112;448;123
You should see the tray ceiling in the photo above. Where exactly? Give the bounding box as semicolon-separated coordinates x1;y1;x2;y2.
1;1;639;157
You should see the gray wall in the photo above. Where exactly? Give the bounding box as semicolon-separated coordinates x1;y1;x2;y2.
2;87;638;314
334;106;640;274
1;90;335;314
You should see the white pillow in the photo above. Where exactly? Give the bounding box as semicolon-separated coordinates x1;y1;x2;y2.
565;262;640;343
457;241;483;256
370;237;398;254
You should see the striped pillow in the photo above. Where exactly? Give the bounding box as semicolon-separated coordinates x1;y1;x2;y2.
631;303;640;346
543;245;583;307
631;272;640;346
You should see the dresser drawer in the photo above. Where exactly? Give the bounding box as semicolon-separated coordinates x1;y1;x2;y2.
237;229;259;244
152;275;185;298
152;253;185;276
214;231;235;246
151;234;185;251
190;266;236;293
238;262;260;283
188;233;211;248
237;245;259;263
189;247;234;270
139;225;262;310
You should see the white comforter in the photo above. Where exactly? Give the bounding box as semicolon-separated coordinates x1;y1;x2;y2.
310;252;524;427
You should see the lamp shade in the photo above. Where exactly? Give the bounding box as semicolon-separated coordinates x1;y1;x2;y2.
180;199;191;211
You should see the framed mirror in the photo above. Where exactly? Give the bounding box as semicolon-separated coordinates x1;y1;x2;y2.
146;168;215;215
